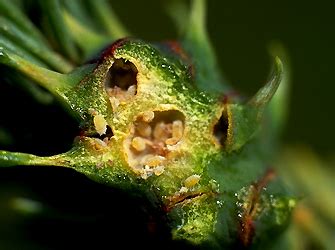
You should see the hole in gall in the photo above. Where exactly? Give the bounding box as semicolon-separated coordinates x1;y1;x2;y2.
105;59;138;102
125;110;185;179
214;109;229;147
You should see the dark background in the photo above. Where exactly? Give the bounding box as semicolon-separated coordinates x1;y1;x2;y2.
111;0;334;157
0;0;334;249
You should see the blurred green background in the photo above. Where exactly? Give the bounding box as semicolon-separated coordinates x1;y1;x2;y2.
0;0;334;249
110;0;334;156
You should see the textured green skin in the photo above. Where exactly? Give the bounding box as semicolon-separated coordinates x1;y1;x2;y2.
0;1;295;248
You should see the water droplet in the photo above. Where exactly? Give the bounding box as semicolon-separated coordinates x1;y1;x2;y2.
236;202;243;207
216;200;224;207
